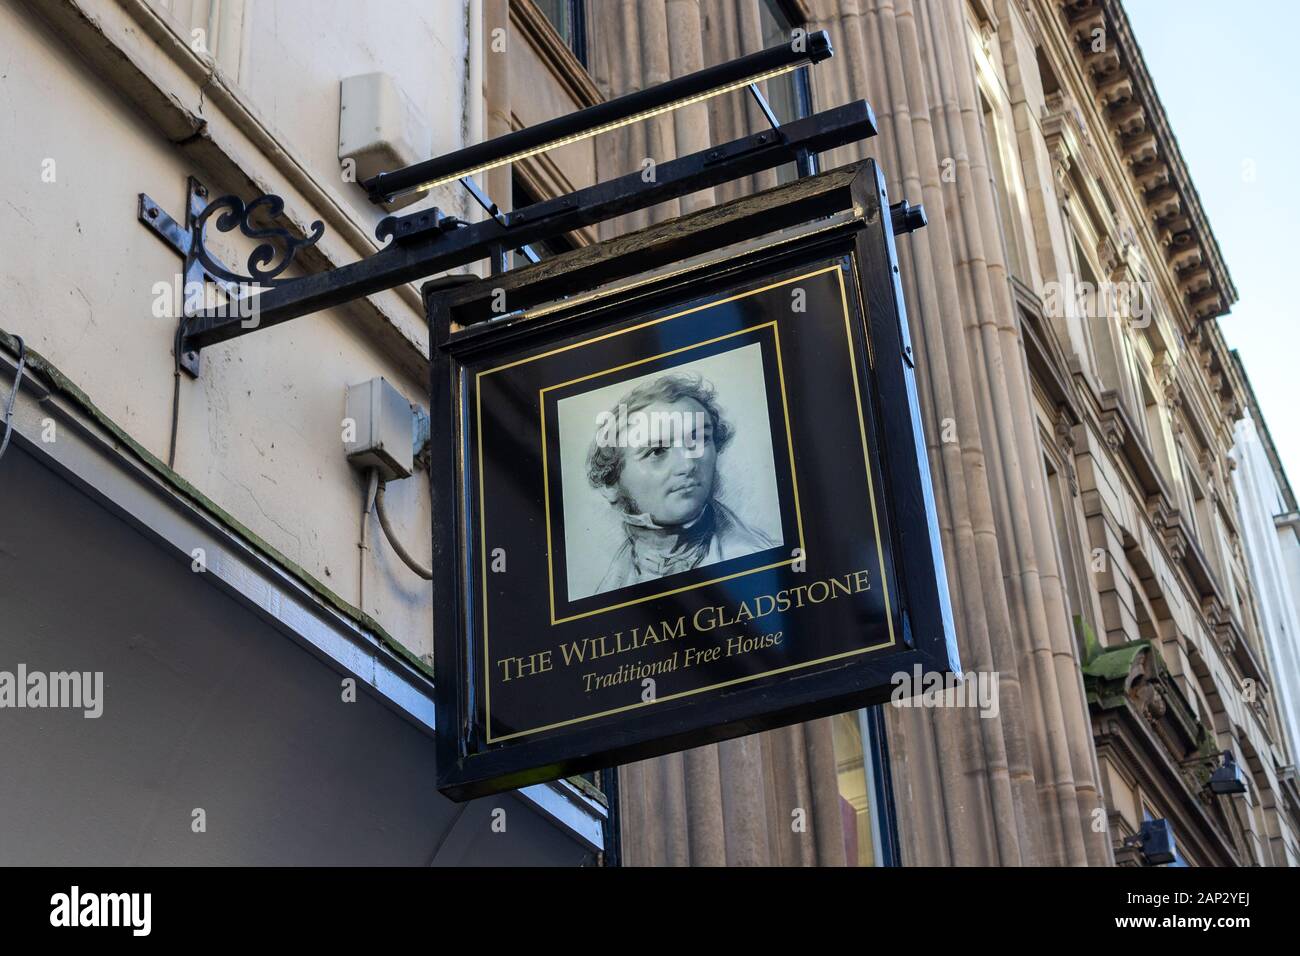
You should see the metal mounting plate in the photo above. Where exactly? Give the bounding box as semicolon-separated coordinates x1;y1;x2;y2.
138;176;227;377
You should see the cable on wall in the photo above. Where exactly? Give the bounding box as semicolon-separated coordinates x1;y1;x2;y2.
358;467;381;611
374;480;433;580
0;334;27;466
168;325;183;469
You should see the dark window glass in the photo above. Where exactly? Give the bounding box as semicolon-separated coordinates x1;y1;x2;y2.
535;0;589;67
757;0;814;124
757;0;814;182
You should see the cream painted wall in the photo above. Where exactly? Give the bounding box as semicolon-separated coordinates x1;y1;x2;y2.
0;0;469;662
239;0;472;225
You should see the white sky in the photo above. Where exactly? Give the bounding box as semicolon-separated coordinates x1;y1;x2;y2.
1124;0;1299;489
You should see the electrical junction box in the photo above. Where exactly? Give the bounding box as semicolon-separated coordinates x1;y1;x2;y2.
338;72;431;211
345;377;414;481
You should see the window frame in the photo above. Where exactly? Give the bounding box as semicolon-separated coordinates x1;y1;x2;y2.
532;0;589;67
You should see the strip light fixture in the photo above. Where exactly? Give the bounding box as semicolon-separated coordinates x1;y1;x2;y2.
362;31;833;204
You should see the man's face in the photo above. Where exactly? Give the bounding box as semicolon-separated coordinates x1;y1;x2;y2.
616;397;718;527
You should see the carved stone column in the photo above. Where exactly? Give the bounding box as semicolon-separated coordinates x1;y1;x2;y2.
805;0;1108;864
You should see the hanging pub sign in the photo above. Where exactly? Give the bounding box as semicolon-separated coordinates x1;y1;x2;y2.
427;160;958;800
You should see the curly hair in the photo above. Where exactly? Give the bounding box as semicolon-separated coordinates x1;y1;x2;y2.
586;372;733;491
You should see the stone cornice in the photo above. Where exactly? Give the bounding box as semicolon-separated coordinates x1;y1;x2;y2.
1057;0;1237;326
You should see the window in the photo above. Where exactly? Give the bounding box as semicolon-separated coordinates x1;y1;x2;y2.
830;708;897;865
534;0;588;67
1064;226;1105;388
1044;454;1094;654
1141;377;1181;493
980;92;1024;279
756;0;814;183
757;0;814;125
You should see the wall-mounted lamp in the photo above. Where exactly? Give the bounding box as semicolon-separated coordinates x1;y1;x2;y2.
361;31;834;203
1125;818;1177;866
1209;750;1248;796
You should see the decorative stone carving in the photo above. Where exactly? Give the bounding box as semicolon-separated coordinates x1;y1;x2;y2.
1098;234;1119;276
1132;675;1168;723
1100;407;1126;454
1062;0;1235;342
1201;594;1225;629
1212;619;1237;659
1145;184;1181;223
1083;638;1217;772
1147;494;1170;528
1158;509;1190;564
1168;243;1203;273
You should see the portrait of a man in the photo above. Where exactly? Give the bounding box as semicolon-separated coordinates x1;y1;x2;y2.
582;371;778;596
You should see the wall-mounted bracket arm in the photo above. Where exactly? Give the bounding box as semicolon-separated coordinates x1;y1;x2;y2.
174;99;877;361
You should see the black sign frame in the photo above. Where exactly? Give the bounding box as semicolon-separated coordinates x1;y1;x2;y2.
427;160;958;801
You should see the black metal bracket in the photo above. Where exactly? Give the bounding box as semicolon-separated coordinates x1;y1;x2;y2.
141;34;873;371
174;99;878;362
138;176;217;377
139;176;325;376
458;176;540;272
746;81;818;179
151;104;926;373
142;34;896;372
890;199;927;235
747;82;783;133
362;30;834;204
187;194;324;286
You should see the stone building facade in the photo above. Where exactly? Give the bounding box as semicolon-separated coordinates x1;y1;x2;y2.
493;0;1300;866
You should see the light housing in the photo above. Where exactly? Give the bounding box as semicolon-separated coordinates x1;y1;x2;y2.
1137;818;1177;866
362;30;833;203
1209;750;1248;795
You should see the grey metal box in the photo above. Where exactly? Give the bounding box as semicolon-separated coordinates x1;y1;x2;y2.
344;377;413;481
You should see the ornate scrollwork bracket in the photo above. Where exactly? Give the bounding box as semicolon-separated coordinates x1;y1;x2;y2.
191;193;325;285
138;176;325;376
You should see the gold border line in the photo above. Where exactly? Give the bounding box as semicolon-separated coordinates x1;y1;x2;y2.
488;637;896;744
475;373;491;726
769;320;807;566
473;262;895;744
838;265;896;650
